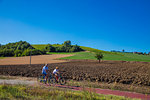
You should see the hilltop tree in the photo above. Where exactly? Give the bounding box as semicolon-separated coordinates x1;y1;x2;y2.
95;52;104;63
45;44;55;52
63;40;71;47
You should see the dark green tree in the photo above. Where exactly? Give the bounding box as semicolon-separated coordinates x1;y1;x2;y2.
14;50;22;57
63;40;71;47
95;52;104;63
45;44;55;52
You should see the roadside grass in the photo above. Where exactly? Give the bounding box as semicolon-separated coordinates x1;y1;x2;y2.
0;84;139;100
0;75;16;80
67;80;150;95
60;52;150;62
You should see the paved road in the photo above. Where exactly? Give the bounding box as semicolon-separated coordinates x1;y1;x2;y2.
0;79;37;85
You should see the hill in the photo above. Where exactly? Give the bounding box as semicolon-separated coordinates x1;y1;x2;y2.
32;44;150;62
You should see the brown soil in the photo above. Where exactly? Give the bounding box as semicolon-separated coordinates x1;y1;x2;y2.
0;54;73;65
0;60;150;94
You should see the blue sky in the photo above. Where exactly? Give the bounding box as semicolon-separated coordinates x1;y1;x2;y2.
0;0;150;52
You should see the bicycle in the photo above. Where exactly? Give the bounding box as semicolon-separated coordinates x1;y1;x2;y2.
37;74;52;85
49;74;66;85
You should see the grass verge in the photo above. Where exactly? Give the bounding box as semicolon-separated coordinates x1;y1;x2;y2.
0;84;139;100
67;80;150;95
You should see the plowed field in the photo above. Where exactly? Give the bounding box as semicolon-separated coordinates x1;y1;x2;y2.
0;54;73;65
0;60;150;87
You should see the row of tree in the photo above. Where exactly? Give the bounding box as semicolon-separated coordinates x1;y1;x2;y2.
0;41;46;57
0;40;83;57
45;40;83;52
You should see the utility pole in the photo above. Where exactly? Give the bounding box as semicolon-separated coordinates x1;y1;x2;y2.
30;50;32;66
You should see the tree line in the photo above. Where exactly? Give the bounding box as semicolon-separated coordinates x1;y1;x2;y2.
0;40;83;57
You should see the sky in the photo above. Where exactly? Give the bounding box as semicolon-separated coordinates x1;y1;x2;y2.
0;0;150;52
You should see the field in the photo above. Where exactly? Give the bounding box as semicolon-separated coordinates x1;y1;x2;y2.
0;54;73;65
0;60;150;94
32;44;150;62
60;52;150;62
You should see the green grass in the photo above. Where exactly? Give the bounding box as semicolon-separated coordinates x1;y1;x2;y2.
32;44;63;50
0;76;16;80
32;44;47;50
47;52;76;55
32;44;150;62
80;46;118;54
0;57;5;59
60;52;150;62
0;85;139;100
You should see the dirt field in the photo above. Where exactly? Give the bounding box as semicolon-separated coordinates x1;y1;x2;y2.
0;54;73;65
0;60;150;86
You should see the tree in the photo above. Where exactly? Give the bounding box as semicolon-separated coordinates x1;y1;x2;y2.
14;50;22;57
45;44;55;52
122;49;125;52
95;52;104;63
63;40;71;47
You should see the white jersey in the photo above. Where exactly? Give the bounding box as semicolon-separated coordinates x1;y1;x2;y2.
53;69;59;74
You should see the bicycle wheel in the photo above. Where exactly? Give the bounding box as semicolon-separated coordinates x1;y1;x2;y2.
37;75;43;83
49;77;56;85
59;78;66;85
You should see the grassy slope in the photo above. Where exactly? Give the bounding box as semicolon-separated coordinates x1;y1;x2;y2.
60;52;150;62
0;85;139;100
32;44;150;62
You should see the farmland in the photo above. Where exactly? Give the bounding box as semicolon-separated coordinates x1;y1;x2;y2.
0;54;73;65
0;60;150;94
32;44;150;62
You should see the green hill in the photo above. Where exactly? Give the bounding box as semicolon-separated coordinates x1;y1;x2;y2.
32;44;150;62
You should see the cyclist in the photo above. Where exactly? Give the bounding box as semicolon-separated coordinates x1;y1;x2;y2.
53;67;59;82
42;64;48;81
